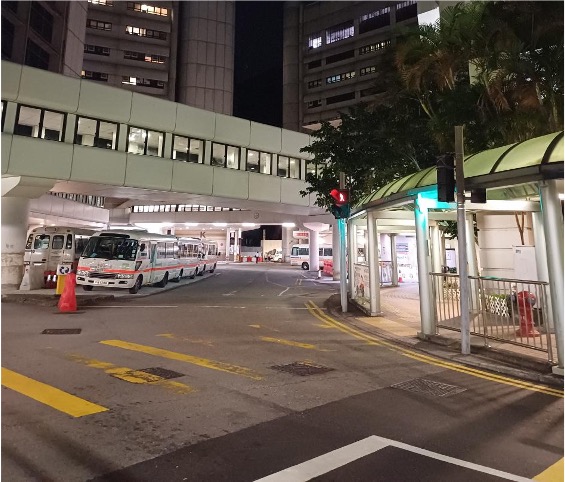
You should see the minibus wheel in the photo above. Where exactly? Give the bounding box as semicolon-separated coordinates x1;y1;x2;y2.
198;266;205;276
190;268;197;279
83;285;93;291
172;270;182;282
129;275;142;294
301;262;309;270
157;272;169;287
210;263;216;273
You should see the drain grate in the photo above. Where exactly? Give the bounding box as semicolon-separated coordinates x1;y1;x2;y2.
391;378;466;398
137;367;184;379
42;328;82;335
271;361;334;376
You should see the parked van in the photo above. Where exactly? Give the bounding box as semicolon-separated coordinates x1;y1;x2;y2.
290;244;332;270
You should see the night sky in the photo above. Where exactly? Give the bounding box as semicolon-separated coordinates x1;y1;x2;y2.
234;2;284;245
233;1;283;128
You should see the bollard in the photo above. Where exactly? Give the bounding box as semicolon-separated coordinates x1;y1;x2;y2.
515;291;540;337
58;272;77;313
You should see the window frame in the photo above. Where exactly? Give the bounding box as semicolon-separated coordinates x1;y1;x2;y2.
74;115;119;150
14;104;66;142
171;134;204;163
127;125;164;157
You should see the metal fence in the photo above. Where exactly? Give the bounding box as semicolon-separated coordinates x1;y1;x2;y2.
430;273;555;363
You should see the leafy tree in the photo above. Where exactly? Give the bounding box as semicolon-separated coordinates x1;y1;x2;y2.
299;100;438;210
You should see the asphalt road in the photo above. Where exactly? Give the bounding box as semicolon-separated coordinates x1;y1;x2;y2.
2;264;563;481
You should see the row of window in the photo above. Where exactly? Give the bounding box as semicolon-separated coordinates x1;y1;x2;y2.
132;205;243;213
307;91;356;109
84;45;167;64
49;192;105;208
307;65;378;90
80;71;166;89
307;1;415;49
87;20;168;40
307;40;391;71
4;103;321;180
88;0;169;17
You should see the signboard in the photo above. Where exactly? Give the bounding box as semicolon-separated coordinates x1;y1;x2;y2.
353;264;370;304
293;231;309;239
57;264;71;275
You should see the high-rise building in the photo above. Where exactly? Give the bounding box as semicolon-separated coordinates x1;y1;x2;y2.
2;1;236;115
82;0;235;114
1;1;87;78
282;1;441;132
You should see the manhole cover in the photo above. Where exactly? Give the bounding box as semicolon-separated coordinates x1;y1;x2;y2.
271;361;334;376
137;367;184;379
391;378;466;397
41;328;82;335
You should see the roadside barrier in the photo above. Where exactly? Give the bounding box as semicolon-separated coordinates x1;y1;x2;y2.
57;272;77;313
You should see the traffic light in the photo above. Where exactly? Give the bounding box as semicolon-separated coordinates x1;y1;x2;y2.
329;188;350;219
436;153;455;203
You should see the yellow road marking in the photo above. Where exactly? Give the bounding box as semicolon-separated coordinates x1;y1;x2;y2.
157;333;214;347
68;355;194;394
1;367;108;417
306;301;563;398
249;324;261;329
260;336;328;351
100;340;263;380
534;458;564;482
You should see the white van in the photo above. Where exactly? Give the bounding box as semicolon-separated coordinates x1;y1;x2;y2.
290;244;332;270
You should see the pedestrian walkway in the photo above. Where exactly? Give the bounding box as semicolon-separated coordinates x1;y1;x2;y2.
319;280;563;388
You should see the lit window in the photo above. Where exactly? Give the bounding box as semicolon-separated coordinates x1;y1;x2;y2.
75;116;118;150
88;0;114;5
326;71;355;84
277;155;289;177
289;158;301;179
127;126;164;157
172;135;204;163
14;104;65;141
87;19;112;30
326;21;354;44
360;65;377;76
308;33;322;49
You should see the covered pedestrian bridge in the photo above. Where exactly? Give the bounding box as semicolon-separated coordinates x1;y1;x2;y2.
347;131;564;372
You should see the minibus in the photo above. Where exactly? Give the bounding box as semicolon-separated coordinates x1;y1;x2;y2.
289;244;333;270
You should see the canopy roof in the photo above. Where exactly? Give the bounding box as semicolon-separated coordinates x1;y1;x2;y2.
357;131;564;210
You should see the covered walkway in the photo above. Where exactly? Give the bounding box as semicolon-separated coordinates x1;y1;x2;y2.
347;132;564;372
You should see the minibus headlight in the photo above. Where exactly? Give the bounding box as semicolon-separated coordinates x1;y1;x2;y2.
116;273;134;279
77;270;89;277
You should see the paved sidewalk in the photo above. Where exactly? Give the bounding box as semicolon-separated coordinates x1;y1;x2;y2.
319;280;563;388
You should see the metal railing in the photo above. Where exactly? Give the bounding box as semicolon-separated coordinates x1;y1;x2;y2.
430;273;555;364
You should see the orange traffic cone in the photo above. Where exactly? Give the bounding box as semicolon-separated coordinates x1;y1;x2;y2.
58;272;77;313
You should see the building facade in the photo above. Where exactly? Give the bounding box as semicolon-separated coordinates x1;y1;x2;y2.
2;1;235;115
282;1;440;132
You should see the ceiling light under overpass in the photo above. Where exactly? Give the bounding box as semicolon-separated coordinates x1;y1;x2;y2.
282;222;296;227
213;223;227;227
242;223;256;227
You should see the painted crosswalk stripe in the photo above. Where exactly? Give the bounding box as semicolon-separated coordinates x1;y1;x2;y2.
255;435;534;482
100;340;263;380
1;367;108;418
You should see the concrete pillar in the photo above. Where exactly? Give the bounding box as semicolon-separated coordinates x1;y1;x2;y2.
414;196;434;336
430;224;443;274
308;228;320;272
390;234;399;286
225;230;231;261
367;211;381;315
235;228;241;259
282;226;291;263
465;214;478;277
2;197;30;289
532;211;554;336
539;180;564;371
332;223;340;280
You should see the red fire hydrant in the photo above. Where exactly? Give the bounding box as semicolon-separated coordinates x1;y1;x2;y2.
515;291;540;337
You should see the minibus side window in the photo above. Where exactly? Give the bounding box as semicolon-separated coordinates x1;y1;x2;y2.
25;235;33;250
52;235;64;250
299;247;308;256
34;235;50;249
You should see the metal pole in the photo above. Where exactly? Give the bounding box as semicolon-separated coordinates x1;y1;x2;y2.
339;172;348;312
455;125;470;355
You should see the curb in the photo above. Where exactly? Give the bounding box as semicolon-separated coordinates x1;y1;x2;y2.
324;295;564;389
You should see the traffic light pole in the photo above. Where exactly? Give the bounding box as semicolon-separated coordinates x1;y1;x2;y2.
339;172;348;312
455;126;470;355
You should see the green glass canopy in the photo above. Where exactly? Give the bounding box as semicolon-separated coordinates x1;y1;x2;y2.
357;131;563;209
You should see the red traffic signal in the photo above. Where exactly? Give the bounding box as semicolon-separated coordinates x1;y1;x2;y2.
330;188;349;206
